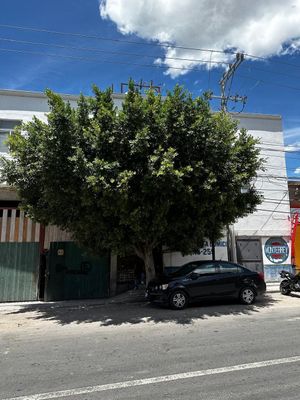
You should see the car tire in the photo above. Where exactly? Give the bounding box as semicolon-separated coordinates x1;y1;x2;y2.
169;290;188;310
239;287;256;305
280;281;291;295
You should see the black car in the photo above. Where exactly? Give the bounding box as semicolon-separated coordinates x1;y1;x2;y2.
146;260;266;309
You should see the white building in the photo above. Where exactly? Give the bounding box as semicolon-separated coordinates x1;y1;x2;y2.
0;89;291;284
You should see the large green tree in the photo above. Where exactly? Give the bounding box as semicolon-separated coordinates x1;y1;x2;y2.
1;83;263;282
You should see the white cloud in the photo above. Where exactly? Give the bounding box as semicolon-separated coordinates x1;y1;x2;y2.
284;127;300;140
285;142;300;152
100;0;300;78
294;167;300;174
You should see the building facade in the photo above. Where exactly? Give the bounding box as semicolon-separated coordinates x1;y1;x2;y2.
162;114;291;281
0;89;291;302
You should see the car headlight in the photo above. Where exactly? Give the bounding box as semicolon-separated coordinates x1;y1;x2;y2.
160;284;169;290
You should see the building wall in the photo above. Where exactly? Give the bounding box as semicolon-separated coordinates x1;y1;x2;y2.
233;114;290;237
163;238;228;269
233;114;290;281
0;89;124;123
44;225;72;250
163;113;290;281
0;90;290;282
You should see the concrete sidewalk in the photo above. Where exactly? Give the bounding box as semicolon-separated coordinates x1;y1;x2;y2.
266;282;280;293
0;283;280;312
0;288;147;312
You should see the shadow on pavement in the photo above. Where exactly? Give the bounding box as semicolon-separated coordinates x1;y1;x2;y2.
6;295;278;327
289;293;300;298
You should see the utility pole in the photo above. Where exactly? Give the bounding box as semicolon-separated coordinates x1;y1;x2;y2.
209;53;247;112
208;53;246;261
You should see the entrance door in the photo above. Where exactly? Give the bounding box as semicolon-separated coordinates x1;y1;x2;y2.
236;238;264;273
45;242;110;301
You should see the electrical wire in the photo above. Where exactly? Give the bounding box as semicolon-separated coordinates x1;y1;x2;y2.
0;23;261;58
259;146;300;153
0;37;230;67
1;36;300;93
255;208;292;214
0;47;222;73
2;23;300;71
236;73;300;92
242;64;300;81
260;152;300;161
1;36;299;95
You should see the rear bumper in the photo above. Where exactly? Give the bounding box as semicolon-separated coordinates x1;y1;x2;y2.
256;281;267;295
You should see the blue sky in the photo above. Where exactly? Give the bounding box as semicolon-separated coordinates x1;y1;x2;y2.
1;0;300;177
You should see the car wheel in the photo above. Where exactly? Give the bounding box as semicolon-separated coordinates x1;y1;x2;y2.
169;290;188;310
280;282;291;295
239;287;256;305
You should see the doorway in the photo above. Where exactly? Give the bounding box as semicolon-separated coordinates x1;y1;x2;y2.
236;237;264;273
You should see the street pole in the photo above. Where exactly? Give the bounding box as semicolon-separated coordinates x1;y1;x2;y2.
211;236;216;261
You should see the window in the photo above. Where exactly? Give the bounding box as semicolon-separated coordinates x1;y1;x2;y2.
0;120;21;153
218;262;241;274
171;263;200;277
193;263;217;275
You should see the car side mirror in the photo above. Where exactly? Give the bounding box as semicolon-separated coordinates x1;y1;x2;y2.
189;272;199;280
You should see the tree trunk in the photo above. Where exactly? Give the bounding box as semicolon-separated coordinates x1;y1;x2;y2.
143;248;156;284
134;245;156;284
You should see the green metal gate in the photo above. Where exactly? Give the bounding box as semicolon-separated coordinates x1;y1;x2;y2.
0;242;40;302
45;242;110;301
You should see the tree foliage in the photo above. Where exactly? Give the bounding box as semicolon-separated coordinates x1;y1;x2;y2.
1;83;263;282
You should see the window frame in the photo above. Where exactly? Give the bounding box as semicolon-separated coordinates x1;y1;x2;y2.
0;120;21;154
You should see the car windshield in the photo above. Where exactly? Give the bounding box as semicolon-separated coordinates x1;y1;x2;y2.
169;263;201;277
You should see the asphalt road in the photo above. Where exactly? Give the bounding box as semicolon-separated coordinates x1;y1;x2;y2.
1;292;300;400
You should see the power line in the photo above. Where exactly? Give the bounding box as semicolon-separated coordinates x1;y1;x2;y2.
255;208;291;215
236;73;300;92
2;23;300;71
1;38;300;94
3;36;298;83
260;146;300;153
3;46;299;95
263;199;291;205
258;141;287;148
243;64;300;81
0;48;300;97
244;52;300;70
0;37;230;67
0;23;241;55
0;47;221;73
264;196;291;202
256;174;290;181
260;152;300;161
